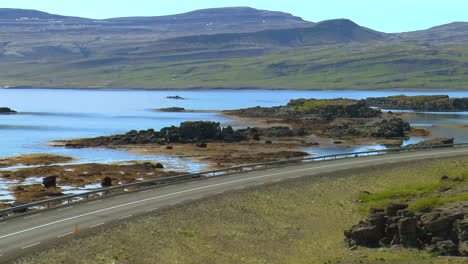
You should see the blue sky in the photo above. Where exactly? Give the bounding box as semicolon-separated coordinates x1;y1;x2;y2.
3;0;467;33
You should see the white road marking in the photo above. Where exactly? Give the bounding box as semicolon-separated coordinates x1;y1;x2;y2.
213;191;224;195
24;214;41;219
140;190;152;193
21;242;40;249
119;215;132;220
145;208;159;212
1;149;467;240
90;223;104;228
169;202;181;206
191;196;203;200
57;232;73;238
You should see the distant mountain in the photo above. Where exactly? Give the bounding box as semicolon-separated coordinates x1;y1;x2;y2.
157;19;386;51
399;22;468;43
0;8;85;20
0;7;466;90
106;7;313;31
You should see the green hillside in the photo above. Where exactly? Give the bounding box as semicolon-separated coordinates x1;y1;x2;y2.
1;42;467;90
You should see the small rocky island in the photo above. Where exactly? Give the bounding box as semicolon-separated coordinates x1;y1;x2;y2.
166;95;185;100
0;107;16;114
224;98;412;138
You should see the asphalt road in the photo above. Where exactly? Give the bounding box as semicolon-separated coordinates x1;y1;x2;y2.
1;147;468;263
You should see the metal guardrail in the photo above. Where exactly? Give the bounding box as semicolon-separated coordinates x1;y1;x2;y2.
1;143;467;217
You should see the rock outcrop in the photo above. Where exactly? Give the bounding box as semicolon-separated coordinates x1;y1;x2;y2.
61;121;304;148
324;118;411;138
365;95;468;112
42;176;57;188
225;98;382;121
101;176;112;187
345;202;468;256
407;137;454;148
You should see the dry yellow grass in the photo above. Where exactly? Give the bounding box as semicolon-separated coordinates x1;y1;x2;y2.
14;157;468;264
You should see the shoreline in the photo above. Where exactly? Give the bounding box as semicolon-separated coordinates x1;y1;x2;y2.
3;87;468;92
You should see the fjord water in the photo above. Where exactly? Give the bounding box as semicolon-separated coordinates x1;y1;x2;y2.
1;89;468;165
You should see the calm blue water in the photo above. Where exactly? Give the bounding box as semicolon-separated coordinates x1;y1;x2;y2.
0;89;467;163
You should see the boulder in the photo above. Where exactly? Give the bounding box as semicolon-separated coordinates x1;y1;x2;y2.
454;219;468;241
196;143;207;148
386;203;408;216
42;176;57;188
345;225;383;247
155;163;164;169
344;212;386;247
398;217;419;248
101;177;112;187
459;241;468;256
436;240;459;256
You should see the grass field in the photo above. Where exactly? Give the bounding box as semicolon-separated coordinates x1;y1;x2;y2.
14;156;468;264
2;43;468;90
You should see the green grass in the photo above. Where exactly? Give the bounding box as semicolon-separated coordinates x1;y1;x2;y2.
14;157;468;264
409;192;468;212
1;42;468;90
358;160;468;212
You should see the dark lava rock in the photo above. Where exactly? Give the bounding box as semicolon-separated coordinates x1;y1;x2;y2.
252;133;261;141
345;202;468;256
166;96;185;100
438;186;452;192
166;146;173;150
436;240;459;256
101;176;112;187
42;176;57;188
155;163;164;169
408;137;454;148
365;95;468;112
398;217;419;248
265;140;272;144
196;143;207;148
386;203;408;216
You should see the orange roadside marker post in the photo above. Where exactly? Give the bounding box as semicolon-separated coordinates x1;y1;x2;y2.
73;224;79;236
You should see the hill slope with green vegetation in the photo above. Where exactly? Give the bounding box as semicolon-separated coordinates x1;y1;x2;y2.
2;42;467;90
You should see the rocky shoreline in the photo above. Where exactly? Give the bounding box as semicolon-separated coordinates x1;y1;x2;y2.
365;95;468;112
